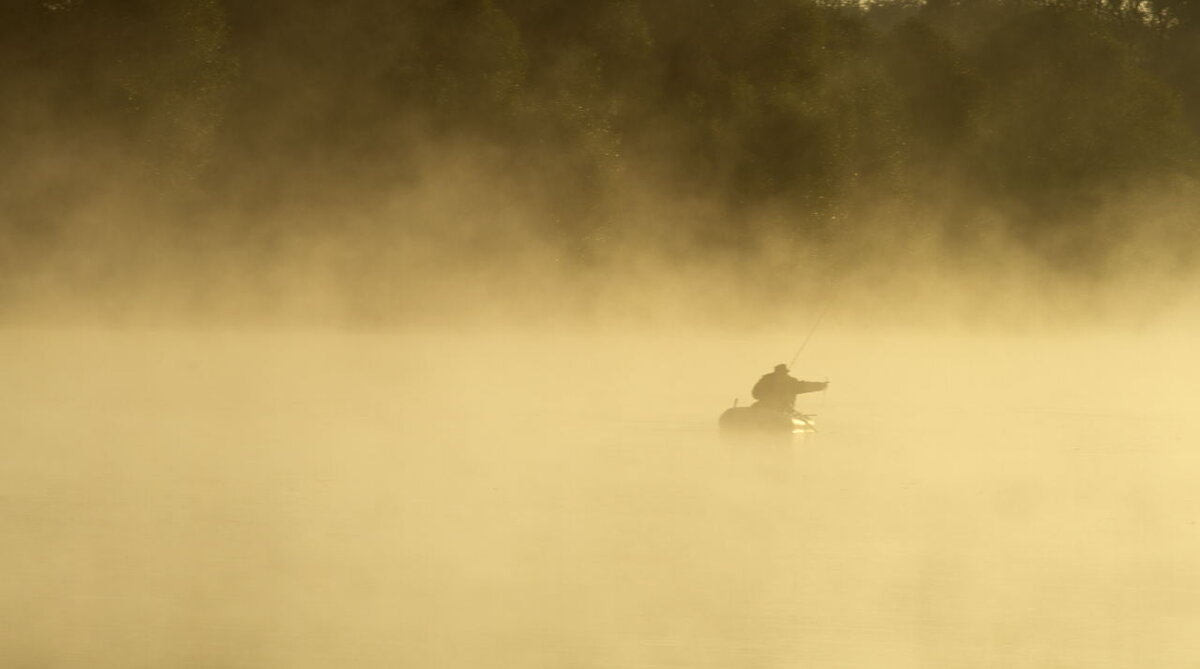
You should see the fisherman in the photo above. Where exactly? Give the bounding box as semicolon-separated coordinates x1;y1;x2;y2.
752;364;828;413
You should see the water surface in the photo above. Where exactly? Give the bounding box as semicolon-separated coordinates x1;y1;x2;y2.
5;328;1199;668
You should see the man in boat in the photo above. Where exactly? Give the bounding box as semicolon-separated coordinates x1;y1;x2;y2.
752;364;827;413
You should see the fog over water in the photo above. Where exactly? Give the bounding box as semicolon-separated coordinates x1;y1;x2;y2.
7;324;1200;668
7;0;1200;666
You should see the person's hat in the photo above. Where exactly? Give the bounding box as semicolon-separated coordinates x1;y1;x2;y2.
774;363;789;372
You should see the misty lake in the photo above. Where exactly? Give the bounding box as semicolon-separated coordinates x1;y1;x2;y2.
5;328;1200;668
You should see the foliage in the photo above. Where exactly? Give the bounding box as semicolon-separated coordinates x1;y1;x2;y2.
2;0;1199;273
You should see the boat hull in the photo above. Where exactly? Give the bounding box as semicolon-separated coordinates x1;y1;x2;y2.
718;405;814;440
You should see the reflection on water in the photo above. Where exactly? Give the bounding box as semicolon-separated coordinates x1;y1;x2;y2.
4;329;1200;668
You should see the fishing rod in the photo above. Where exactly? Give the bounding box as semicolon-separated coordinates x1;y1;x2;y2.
788;290;835;369
785;286;837;419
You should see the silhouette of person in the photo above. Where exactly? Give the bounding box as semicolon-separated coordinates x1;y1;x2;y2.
752;364;827;413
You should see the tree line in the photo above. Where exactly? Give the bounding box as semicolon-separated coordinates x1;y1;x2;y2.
2;0;1199;281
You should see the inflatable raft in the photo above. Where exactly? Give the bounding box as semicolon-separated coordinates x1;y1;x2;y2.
718;402;816;439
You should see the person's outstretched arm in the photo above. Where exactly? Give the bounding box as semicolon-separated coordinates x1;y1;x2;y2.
794;380;828;395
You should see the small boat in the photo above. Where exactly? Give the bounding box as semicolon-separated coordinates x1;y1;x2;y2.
718;401;816;440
